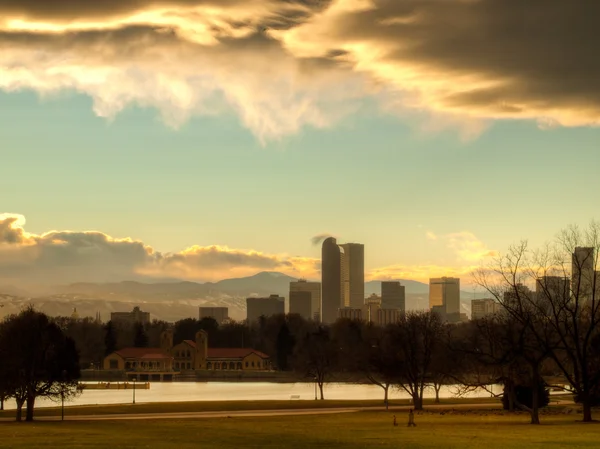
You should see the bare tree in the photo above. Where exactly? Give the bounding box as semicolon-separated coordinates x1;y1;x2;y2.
389;311;445;410
474;222;600;422
292;327;337;400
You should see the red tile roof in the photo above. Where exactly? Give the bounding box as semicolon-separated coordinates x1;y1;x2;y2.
207;348;270;360
183;340;197;348
114;348;172;360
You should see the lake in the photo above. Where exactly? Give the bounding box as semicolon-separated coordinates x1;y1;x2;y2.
1;382;501;410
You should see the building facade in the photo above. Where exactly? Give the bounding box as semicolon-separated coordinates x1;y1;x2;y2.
103;330;271;378
289;279;321;321
338;307;363;321
471;298;500;320
321;237;342;324
572;247;595;303
429;277;460;315
199;307;229;324
246;295;285;323
289;290;312;320
381;281;405;312
340;243;365;309
110;306;150;325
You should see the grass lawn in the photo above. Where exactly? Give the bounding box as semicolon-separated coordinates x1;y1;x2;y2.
0;396;506;418
0;411;599;449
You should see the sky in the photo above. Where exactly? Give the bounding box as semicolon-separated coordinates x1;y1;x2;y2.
1;0;599;288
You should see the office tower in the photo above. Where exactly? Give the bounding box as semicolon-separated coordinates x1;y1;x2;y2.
572;247;595;302
289;290;312;320
381;281;406;312
429;277;460;315
321;237;342;324
199;307;229;324
536;276;570;314
111;306;150;325
246;295;285;323
471;299;500;320
340;243;365;309
290;279;321;321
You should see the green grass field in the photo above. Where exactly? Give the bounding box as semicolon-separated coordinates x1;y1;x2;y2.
0;411;598;449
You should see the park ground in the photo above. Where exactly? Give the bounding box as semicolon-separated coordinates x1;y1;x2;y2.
1;409;600;449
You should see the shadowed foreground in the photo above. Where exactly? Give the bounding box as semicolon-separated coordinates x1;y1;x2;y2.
1;411;599;449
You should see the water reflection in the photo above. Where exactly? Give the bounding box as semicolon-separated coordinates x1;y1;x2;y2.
2;382;500;410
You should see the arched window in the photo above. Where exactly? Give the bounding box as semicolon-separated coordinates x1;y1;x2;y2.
207;362;212;370
237;362;242;370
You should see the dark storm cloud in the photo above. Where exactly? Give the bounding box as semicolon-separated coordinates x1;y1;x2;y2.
278;0;600;126
0;0;598;138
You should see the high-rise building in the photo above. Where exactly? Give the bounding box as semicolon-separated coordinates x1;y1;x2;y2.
199;307;229;324
572;247;595;303
246;295;285;323
381;281;405;312
340;243;365;309
290;279;321;321
429;277;460;315
289;290;312;320
536;276;570;314
111;306;150;325
321;237;343;324
471;299;500;320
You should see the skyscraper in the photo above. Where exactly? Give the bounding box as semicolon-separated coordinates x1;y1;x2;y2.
381;281;405;312
572;247;595;303
289;290;312;320
340;243;365;309
290;279;321;321
321;237;342;324
429;277;460;316
246;295;285;323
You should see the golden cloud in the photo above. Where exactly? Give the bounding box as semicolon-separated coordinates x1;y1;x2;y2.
0;0;597;141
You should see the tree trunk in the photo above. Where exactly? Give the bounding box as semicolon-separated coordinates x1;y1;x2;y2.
530;381;540;425
25;393;35;422
383;385;389;409
0;397;4;411
318;382;324;400
434;384;441;403
15;398;24;422
412;393;423;410
582;400;593;422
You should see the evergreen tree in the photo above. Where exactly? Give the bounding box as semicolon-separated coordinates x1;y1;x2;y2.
103;321;117;356
133;323;149;348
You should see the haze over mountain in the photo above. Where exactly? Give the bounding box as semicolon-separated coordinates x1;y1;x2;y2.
0;271;485;322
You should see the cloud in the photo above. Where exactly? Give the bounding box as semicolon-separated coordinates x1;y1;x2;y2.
311;233;335;246
0;0;598;141
367;264;477;284
276;0;600;130
424;230;498;263
0;214;320;285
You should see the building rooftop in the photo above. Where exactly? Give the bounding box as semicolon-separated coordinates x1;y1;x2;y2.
114;347;172;360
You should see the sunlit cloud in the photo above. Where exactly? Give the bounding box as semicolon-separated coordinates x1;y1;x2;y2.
0;214;320;284
0;0;597;142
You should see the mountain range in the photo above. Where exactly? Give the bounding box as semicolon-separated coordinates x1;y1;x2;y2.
0;271;487;322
